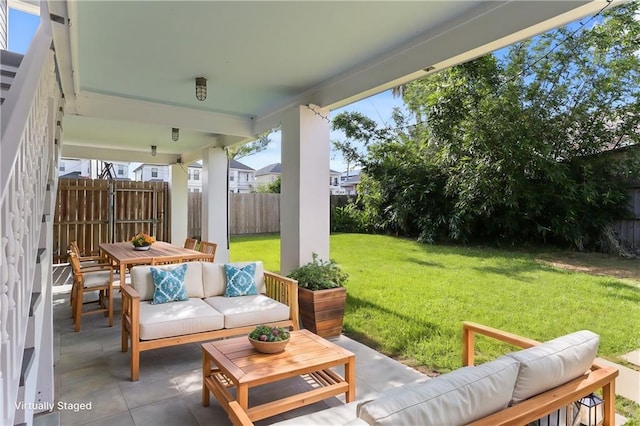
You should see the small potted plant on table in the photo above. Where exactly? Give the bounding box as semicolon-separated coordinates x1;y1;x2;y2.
287;253;349;338
131;232;155;250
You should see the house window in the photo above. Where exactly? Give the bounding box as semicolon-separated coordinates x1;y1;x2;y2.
117;165;125;176
59;162;65;172
245;174;249;181
230;175;235;182
151;167;158;178
193;170;200;181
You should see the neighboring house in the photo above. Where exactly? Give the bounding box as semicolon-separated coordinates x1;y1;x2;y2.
229;159;256;193
58;158;131;179
255;163;282;185
341;169;362;195
132;164;170;182
329;169;343;195
256;163;344;194
132;159;256;193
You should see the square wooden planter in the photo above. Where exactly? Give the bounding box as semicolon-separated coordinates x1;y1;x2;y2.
298;287;347;338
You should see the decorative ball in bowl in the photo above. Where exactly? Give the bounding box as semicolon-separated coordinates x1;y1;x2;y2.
248;325;291;354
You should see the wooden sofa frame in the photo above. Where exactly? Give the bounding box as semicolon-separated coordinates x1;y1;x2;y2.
226;321;619;426
463;321;618;426
121;271;299;381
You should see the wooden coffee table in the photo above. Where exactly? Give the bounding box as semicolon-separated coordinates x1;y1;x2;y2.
202;329;355;423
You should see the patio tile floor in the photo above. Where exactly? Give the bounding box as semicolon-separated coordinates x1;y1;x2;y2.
44;266;427;426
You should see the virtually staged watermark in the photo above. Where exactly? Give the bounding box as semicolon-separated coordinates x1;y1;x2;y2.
15;401;93;412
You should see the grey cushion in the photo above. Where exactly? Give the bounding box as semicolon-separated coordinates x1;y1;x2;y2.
138;298;223;340
505;330;599;404
357;357;520;426
204;294;290;328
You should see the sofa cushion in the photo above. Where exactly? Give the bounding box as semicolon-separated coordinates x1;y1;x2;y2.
204;294;290;329
505;330;599;404
202;261;265;297
138;298;224;340
150;264;188;304
131;262;204;301
224;263;258;297
357;357;520;426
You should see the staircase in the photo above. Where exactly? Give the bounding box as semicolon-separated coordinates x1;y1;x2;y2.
1;7;63;425
1;50;22;104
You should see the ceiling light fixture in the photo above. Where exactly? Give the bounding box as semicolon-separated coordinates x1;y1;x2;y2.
195;77;207;101
151;145;157;156
172;128;179;141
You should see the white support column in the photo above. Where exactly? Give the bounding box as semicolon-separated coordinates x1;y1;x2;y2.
169;164;189;245
202;147;229;263
280;105;330;275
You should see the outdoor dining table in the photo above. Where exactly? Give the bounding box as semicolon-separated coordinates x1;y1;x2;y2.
98;241;213;281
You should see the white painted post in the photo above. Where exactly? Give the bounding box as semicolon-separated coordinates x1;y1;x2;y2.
201;147;229;263
169;163;189;245
280;104;330;275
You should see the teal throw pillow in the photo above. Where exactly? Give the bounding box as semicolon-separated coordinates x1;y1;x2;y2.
150;264;188;304
224;263;258;297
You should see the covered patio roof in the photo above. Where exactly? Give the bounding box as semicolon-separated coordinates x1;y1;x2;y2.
43;0;612;164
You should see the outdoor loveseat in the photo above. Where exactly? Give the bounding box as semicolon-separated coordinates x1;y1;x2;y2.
120;261;299;381
228;322;618;426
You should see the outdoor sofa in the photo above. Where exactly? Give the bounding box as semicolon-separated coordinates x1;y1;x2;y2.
120;261;299;381
228;322;618;426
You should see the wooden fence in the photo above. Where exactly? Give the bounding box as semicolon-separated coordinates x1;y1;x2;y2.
614;185;640;248
187;193;354;237
54;178;170;262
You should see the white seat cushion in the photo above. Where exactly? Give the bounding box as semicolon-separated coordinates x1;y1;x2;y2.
357;357;520;426
83;270;112;288
138;298;224;340
203;294;290;329
505;330;599;404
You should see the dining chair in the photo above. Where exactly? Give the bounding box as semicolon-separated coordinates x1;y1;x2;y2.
197;241;217;262
184;238;198;250
69;241;109;266
68;251;114;332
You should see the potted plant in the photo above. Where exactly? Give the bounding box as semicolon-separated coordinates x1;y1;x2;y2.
131;232;155;250
248;325;291;353
287;253;349;338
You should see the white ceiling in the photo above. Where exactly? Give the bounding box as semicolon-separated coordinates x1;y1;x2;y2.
44;0;613;164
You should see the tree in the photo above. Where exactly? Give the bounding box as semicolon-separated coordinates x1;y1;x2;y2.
360;2;640;249
226;132;272;160
255;175;281;193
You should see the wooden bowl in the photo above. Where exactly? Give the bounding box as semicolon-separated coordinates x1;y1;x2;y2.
248;337;289;354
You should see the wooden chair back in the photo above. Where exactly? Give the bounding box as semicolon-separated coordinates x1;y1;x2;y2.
184;238;198;250
197;241;217;261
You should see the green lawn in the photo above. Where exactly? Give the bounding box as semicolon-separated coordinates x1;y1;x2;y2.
230;233;640;373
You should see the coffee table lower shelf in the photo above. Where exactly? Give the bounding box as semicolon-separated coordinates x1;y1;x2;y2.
204;368;350;422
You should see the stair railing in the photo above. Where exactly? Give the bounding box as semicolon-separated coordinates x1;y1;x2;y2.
0;5;61;424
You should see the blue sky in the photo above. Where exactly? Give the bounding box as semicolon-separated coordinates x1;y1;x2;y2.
8;7;403;173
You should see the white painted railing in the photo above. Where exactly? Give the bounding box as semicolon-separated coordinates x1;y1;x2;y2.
0;7;61;425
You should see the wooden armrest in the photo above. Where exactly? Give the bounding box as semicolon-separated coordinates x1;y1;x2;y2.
120;283;141;300
462;321;541;366
228;401;254;426
264;271;299;330
466;367;619;426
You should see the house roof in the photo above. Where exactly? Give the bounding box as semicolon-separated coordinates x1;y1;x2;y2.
230;159;254;171
255;163;282;176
